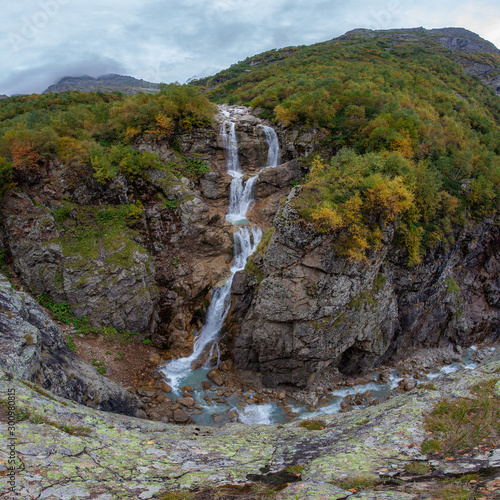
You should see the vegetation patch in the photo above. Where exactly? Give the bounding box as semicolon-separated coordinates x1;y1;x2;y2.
433;481;476;500
38;293;97;335
198;34;500;265
421;378;500;457
159;482;285;499
331;473;381;492
52;202;145;269
299;419;326;430
404;461;432;475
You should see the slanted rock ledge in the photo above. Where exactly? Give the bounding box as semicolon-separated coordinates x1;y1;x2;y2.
0;273;140;416
1;351;499;499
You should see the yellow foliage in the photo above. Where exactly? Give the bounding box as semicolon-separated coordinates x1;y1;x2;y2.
364;175;414;223
55;137;91;165
390;134;413;159
124;127;141;142
310;204;343;232
274;105;297;126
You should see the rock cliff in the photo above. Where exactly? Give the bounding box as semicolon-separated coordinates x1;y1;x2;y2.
0;273;139;415
229;187;500;389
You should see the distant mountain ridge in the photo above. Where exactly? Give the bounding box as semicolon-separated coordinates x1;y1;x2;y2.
43;73;161;95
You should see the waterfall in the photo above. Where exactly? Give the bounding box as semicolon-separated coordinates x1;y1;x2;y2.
161;110;279;394
220;121;240;176
259;125;281;168
160;225;261;391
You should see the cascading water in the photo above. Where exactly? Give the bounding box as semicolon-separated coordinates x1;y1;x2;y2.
259;125;281;168
160;225;261;392
160;111;274;398
160;107;487;426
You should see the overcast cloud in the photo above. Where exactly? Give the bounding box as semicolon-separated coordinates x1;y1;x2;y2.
1;0;500;95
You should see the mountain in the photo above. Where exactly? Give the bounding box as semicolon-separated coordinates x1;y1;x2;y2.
1;26;500;499
195;26;500;98
43;73;161;95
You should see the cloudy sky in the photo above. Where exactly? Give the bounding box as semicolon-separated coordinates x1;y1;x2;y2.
1;0;500;95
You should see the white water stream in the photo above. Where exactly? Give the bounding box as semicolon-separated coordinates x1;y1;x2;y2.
160;111;280;403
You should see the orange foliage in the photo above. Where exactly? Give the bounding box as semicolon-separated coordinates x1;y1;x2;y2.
11;140;40;173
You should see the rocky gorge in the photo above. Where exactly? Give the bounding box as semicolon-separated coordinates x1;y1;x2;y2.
1;25;500;496
0;102;499;421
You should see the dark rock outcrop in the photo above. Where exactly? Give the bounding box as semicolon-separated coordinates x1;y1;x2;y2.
229;188;500;389
43;74;161;95
337;27;500;95
0;274;140;415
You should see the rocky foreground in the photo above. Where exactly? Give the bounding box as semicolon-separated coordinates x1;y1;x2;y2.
1;350;500;499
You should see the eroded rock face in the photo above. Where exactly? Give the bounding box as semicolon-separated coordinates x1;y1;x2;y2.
0;125;236;351
230;189;500;389
0;274;139;416
1;190;158;334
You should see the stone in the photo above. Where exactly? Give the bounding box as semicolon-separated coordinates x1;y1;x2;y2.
177;397;195;407
173;409;189;423
207;368;224;386
159;381;172;393
201;381;212;390
404;380;417;391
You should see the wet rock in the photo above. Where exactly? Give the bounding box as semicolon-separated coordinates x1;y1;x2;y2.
159;381;172;393
228;410;239;419
201;380;212;390
207;368;224;386
180;386;195;392
177;397;196;407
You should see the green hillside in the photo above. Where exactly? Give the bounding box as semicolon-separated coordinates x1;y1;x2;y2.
196;29;500;263
0;84;216;193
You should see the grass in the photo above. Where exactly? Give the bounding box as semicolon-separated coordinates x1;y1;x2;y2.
331;474;380;492
299;419;326;430
38;293;140;345
421;378;500;457
433;482;476;500
158;482;282;499
92;359;107;375
38;293;97;335
404;461;432;475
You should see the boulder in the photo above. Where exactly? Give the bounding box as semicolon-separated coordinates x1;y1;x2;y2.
173;408;189;423
207;368;224;386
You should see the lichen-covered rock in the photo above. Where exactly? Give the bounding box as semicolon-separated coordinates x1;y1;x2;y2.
1;352;499;499
0;274;140;416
